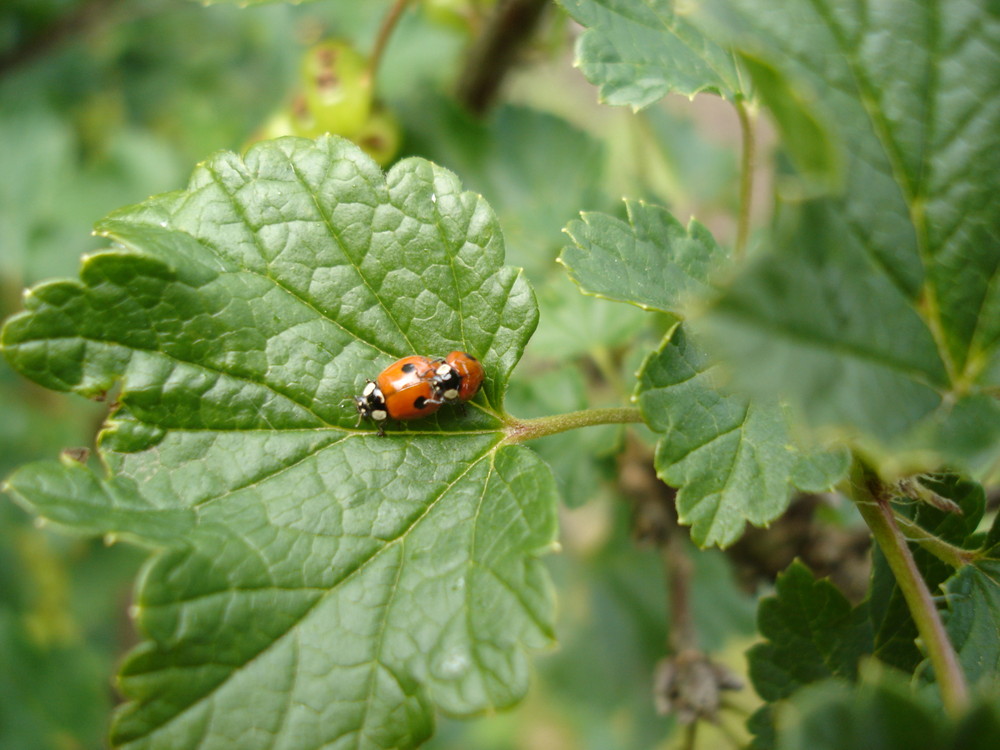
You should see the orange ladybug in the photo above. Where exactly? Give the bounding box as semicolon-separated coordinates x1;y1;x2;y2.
431;351;484;404
354;355;442;434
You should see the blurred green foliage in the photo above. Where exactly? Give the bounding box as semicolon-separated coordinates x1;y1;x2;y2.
0;1;753;748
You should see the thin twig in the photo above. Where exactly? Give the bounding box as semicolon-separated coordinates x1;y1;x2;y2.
367;0;413;86
664;524;697;653
733;98;755;260
456;0;549;116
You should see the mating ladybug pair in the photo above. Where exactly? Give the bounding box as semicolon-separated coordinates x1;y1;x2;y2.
354;351;484;434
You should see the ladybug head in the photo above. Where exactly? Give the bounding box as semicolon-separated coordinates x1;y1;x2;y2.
354;380;388;424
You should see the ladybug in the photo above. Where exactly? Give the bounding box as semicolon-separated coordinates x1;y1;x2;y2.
355;355;442;434
430;351;484;404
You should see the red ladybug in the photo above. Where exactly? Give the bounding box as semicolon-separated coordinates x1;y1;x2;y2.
431;351;484;404
354;355;442;433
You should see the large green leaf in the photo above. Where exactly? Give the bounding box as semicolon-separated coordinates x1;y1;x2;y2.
697;0;1000;477
2;136;557;749
559;0;744;107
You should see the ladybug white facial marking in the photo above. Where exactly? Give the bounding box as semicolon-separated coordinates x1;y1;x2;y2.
355;381;388;425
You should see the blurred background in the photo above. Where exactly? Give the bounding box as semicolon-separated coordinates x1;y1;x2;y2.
0;2;838;748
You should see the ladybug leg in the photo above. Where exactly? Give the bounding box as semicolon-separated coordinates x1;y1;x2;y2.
376;422;386;437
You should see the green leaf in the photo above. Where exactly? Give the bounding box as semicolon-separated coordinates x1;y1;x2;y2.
561;200;728;315
939;559;1000;690
747;705;777;750
559;0;744;107
2;136;557;749
696;0;1000;476
637;326;802;548
774;669;944;750
773;665;1000;750
789;446;851;494
747;562;872;703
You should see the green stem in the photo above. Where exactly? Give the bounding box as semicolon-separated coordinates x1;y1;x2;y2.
734;98;755;260
503;407;643;444
850;463;969;716
893;511;978;568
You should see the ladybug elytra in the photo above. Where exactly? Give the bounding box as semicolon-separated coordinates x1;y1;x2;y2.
354;351;484;435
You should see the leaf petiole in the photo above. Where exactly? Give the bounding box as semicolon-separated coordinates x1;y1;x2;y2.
892;511;979;569
503;407;643;444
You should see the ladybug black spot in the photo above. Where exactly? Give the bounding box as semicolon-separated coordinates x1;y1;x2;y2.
402;363;416;373
414;396;427;410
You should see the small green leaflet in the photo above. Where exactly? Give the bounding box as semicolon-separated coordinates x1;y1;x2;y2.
2;136;557;749
638;328;796;547
696;0;1000;477
747;562;872;703
558;0;744;107
561;200;725;315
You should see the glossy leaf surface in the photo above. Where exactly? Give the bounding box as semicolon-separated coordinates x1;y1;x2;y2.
697;0;1000;477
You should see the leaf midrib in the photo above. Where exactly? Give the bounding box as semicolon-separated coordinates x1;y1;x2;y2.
806;0;959;381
